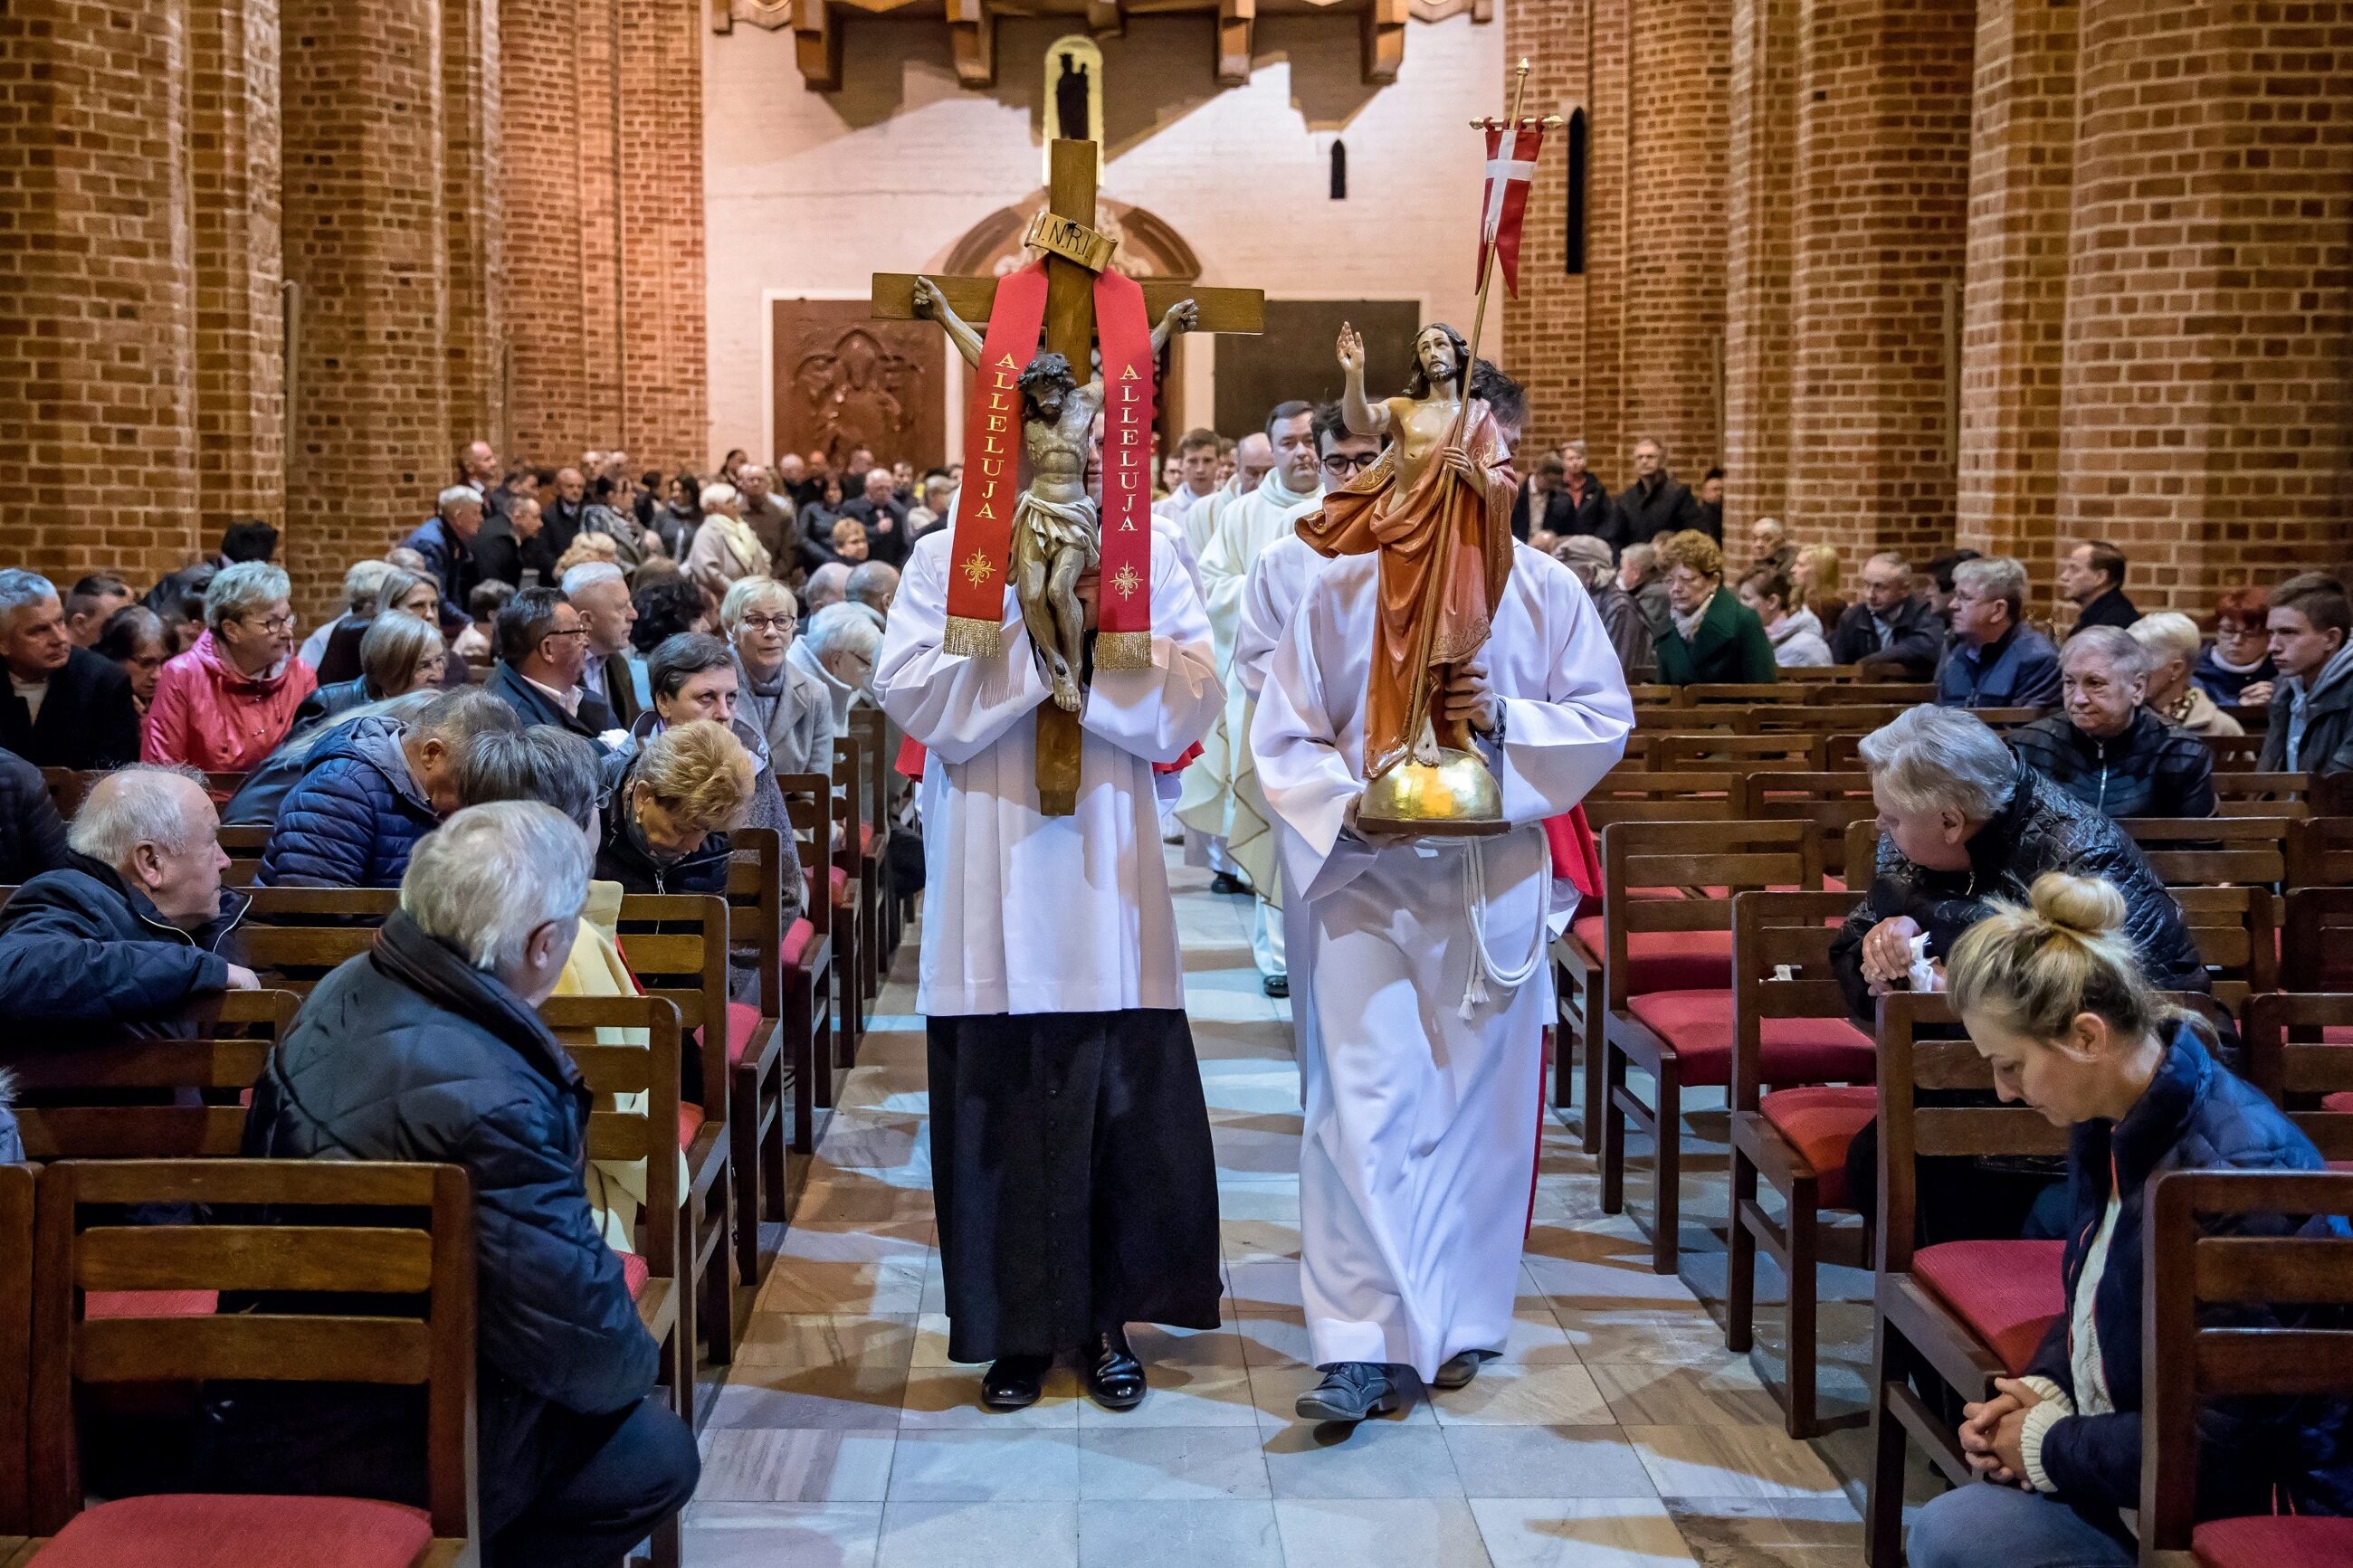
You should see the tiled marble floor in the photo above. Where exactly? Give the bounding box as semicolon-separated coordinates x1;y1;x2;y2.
685;858;1872;1567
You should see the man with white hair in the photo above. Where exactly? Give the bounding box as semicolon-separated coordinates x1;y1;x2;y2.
227;802;699;1562
564;561;643;727
839;465;910;566
401;483;487;609
300;560;398;670
803;561;852;614
0;568;141;768
792;600;881;729
0;765;258;1028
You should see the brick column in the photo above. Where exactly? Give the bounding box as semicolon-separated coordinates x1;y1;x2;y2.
1785;0;1973;563
0;0;200;583
1501;0;1588;454
192;0;287;544
1721;0;1796;530
503;0;594;466
1578;0;1632;478
2054;0;2353;611
282;0;449;615
1954;0;2075;592
617;0;708;470
445;0;507;453
1622;0;1729;474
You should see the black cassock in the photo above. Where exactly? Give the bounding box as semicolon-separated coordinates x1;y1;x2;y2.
927;1007;1224;1363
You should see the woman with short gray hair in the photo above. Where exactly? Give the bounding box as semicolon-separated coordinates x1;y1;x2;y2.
144;559;318;775
2130;611;2242;738
723;576;835;779
1834;704;2204;1024
2007;626;2215;819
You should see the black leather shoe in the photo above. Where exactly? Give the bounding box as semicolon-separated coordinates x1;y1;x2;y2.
981;1354;1053;1410
1295;1362;1399;1422
1431;1350;1489;1390
1262;974;1290;999
1086;1329;1147;1411
1208;872;1251;896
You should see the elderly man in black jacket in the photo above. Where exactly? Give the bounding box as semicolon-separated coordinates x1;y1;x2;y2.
0;765;258;1030
0;569;141;769
222;802;697;1567
1828;551;1946;679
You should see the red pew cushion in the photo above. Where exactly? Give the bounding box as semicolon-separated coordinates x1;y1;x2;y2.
1623;990;1875;1088
33;1492;433;1568
830;865;850;895
1911;1239;2067;1376
1758;1085;1879;1210
726;1001;763;1064
2195;1515;2353;1568
858;822;876;854
84;1290;217;1320
2323;1091;2353;1113
678;1103;705;1151
1568;917;1732;993
782;916;816;967
621;1250;651;1302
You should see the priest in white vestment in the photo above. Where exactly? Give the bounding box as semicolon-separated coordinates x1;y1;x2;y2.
1178;404;1324;941
1254;537;1633;1414
876;522;1227;1411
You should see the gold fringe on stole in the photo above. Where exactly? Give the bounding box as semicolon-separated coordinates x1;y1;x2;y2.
1092;631;1152;670
942;616;1001;658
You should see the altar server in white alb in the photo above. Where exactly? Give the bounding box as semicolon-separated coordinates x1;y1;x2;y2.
1254;385;1632;1422
876;520;1226;1414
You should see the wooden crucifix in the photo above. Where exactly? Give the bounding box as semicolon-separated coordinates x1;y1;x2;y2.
872;138;1264;815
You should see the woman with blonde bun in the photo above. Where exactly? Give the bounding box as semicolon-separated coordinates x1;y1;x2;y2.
1901;872;2353;1568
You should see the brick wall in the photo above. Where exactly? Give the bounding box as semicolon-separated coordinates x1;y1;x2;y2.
614;0;707;470
502;0;595;467
1782;0;1973;565
444;0;508;454
1501;0;1587;457
2053;0;2353;615
0;0;202;585
281;0;451;615
1953;0;2074;602
192;0;287;549
1721;0;1795;532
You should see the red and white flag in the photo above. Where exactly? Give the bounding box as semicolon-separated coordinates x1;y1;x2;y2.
1477;123;1545;298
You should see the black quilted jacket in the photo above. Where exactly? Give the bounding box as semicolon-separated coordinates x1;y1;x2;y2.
1832;759;2206;1021
2006;706;2217;821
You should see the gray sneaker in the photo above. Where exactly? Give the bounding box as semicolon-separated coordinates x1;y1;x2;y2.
1431;1350;1489;1390
1295;1362;1399;1422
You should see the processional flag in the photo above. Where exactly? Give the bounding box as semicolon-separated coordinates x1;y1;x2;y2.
1476;121;1546;299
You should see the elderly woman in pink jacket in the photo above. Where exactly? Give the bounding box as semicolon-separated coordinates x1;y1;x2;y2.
143;561;319;777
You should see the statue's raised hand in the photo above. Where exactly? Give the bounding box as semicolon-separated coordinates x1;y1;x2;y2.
911;276;947;320
1336;321;1366;375
1162;298;1199;336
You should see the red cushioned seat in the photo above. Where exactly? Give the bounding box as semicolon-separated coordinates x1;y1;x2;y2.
2324;1027;2353;1046
781;916;815;967
2324;1091;2353;1113
84;1290;217;1320
32;1492;433;1568
2193;1514;2353;1568
830;865;849;894
1911;1239;2067;1375
1623;989;1874;1088
1758;1085;1878;1210
726;1001;764;1063
857;822;875;854
678;1103;705;1150
1569;917;1732;993
621;1250;651;1302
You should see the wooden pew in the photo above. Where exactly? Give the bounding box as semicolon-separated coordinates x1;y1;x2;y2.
0;1164;29;1541
2;992;300;1161
776;774;840;1148
723;827;792;1288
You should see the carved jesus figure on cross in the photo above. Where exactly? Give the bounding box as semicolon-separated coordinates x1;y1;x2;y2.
914;276;1197;710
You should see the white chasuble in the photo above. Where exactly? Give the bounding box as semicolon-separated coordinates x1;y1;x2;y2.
1252;544;1634;1377
877;527;1224;1017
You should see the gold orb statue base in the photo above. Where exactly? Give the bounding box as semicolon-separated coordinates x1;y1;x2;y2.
1355;747;1510;839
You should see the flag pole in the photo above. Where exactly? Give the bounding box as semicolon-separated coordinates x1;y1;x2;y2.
1448;57;1534;447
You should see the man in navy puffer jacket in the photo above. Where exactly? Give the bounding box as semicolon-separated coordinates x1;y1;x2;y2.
214;803;697;1566
257;687;516;888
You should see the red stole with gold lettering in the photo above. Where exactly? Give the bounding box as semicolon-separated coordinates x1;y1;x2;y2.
1090;269;1156;670
938;261;1157;669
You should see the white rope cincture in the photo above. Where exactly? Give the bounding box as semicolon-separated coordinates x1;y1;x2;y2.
1460;823;1548;1020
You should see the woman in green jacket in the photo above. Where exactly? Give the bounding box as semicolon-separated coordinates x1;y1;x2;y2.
1650;528;1777;686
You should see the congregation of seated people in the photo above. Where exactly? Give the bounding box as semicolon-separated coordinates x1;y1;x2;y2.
0;442;920;1564
8;426;2353;1568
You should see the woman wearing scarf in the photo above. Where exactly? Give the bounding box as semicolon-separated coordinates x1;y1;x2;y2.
721;576;836;779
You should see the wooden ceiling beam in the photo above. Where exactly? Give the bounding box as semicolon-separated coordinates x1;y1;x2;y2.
792;0;843;87
1215;0;1253;84
1359;0;1404;83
